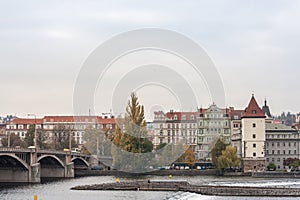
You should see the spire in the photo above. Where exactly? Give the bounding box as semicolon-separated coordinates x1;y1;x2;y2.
264;98;267;106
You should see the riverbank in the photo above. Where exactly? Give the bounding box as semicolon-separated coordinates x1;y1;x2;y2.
75;169;219;177
71;180;300;197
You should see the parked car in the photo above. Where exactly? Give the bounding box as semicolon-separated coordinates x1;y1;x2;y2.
184;166;190;170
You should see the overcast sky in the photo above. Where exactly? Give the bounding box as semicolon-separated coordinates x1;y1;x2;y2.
1;0;299;119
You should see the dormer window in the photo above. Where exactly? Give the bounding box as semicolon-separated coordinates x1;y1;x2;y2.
252;110;256;114
191;115;194;120
174;115;177;120
182;115;186;120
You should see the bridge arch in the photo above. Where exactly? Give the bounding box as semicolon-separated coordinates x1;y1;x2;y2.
37;155;65;168
71;157;89;168
0;154;29;170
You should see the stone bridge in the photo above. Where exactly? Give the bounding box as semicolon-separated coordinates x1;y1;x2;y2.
0;147;92;183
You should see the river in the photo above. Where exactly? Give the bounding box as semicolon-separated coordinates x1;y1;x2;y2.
1;175;300;200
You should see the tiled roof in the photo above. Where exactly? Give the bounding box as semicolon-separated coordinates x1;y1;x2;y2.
229;109;244;120
166;111;198;121
242;95;266;118
12;118;43;124
11;116;116;124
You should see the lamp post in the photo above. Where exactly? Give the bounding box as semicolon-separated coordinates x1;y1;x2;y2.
28;114;37;149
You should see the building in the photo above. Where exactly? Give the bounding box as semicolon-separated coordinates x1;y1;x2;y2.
152;110;198;148
196;103;231;161
6;118;43;140
5;115;116;147
265;123;300;170
229;108;244;158
0;124;6;147
241;95;266;172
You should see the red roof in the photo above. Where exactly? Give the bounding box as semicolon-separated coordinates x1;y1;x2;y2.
11;116;116;124
166;111;198;121
242;95;266;118
43;116;116;124
12;118;43;124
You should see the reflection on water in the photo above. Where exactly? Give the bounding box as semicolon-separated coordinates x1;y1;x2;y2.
1;176;300;200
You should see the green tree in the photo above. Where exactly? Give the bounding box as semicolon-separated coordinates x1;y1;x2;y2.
267;163;276;171
211;138;227;167
36;129;49;149
111;92;153;171
156;143;167;150
217;146;240;171
24;125;35;147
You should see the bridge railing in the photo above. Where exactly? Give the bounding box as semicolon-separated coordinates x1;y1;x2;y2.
0;147;91;158
0;147;31;153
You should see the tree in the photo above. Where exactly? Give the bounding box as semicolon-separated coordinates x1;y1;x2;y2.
50;125;75;150
211;138;227;167
185;147;196;167
267;163;276;171
217;146;240;171
156;143;167;150
36;129;49;149
111;92;154;171
24;125;35;147
1;133;25;147
284;158;300;169
83;125;111;156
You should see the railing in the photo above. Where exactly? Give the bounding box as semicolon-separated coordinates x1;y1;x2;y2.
0;147;31;153
0;147;91;158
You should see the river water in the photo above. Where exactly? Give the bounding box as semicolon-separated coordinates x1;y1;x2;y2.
1;175;300;200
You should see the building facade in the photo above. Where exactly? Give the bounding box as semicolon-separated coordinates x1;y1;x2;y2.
265;123;300;170
5;116;116;147
197;103;231;161
152;110;198;148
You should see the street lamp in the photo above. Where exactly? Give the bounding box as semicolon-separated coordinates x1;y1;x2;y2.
28;114;37;149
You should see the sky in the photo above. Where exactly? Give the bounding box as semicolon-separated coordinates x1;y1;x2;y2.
0;0;300;120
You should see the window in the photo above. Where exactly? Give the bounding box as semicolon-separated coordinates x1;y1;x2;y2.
277;150;280;154
252;110;256;114
272;143;274;147
174;115;177;120
277;158;280;162
272;150;274;154
253;143;256;148
182;115;186;120
191;115;194;120
252;134;256;139
252;123;256;128
272;158;275;162
283;150;286;154
277;142;280;147
253;152;256;157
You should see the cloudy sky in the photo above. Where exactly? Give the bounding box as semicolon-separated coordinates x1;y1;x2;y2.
1;0;299;119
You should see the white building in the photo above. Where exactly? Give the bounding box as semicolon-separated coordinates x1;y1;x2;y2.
152;110;198;148
241;95;266;172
